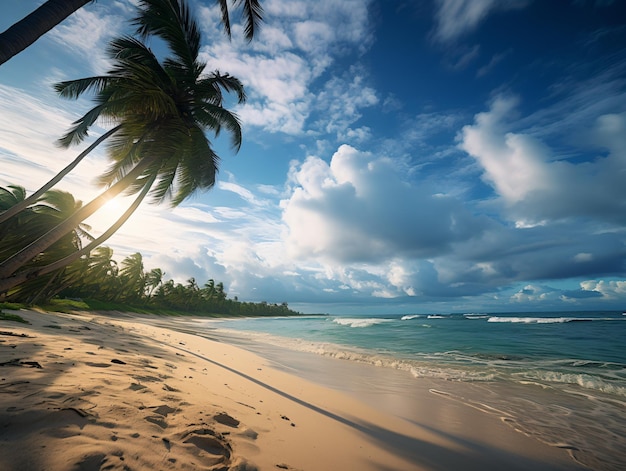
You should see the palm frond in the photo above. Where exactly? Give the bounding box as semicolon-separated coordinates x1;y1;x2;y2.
196;72;246;103
170;126;218;206
216;0;232;39
56;102;111;148
54;76;113;99
134;0;200;68
234;0;263;42
194;104;243;150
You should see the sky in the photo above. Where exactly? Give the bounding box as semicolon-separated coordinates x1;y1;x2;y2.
1;0;626;314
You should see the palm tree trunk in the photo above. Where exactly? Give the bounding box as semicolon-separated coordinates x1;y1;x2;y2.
0;126;120;225
0;155;154;280
0;0;94;66
0;173;155;294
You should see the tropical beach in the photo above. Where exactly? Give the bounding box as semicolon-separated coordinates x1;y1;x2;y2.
2;1;626;470
2;308;619;471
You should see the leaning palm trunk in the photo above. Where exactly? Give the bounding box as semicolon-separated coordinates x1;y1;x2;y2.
0;0;262;67
0;126;120;225
0;0;93;66
0;173;156;294
0;155;154;281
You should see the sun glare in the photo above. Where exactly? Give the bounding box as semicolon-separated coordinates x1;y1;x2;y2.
84;196;126;230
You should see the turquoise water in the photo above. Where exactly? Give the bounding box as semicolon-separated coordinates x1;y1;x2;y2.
197;311;626;470
209;311;625;390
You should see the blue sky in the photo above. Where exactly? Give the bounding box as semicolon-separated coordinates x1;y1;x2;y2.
1;0;626;314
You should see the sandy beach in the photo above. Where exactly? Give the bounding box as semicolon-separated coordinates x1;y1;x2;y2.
0;310;589;471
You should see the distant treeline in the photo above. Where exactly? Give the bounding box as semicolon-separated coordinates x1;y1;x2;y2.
62;249;298;316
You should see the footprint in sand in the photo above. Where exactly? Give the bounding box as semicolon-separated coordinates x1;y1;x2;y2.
144;404;177;429
179;428;232;466
213;412;240;428
145;415;168;429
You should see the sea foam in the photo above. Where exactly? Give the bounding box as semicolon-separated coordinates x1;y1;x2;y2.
332;317;390;328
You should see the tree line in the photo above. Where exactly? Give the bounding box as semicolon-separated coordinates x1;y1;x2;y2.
1;184;298;316
0;0;267;305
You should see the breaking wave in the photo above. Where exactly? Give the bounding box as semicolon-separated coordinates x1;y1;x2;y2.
332;317;391;328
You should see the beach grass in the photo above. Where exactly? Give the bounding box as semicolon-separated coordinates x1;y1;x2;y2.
0;310;29;324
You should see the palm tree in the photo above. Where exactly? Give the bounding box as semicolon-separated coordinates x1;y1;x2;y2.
80;246;119;297
145;267;164;297
0;185;28;238
0;0;262;66
0;188;92;302
1;0;262;226
202;278;216;300
0;0;247;293
119;252;145;301
0;187;91;267
0;126;121;225
0;172;155;295
0;0;94;66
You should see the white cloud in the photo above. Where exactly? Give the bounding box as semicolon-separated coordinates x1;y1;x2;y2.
460;96;626;225
281;144;485;263
0;84;109;199
432;0;530;43
460;96;551;204
47;7;123;73
511;284;555;303
197;0;373;137
580;280;626;299
293;20;334;54
313;68;379;140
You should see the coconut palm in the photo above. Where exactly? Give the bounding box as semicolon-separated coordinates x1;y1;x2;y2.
1;0;262;225
145;267;164;297
0;185;28;237
79;246;119;298
0;0;262;66
0;187;92;302
0;0;94;66
0;0;247;293
0;126;120;225
0;187;91;266
119;252;145;301
0;172;155;295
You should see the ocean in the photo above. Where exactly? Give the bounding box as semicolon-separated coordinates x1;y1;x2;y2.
194;311;626;471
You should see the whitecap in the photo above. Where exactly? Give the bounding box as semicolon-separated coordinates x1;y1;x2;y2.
488;316;571;324
332;317;390;328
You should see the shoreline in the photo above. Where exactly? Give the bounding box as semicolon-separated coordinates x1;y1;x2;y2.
1;310;589;470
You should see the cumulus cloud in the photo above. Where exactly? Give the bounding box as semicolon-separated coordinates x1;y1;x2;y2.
281;144;486;263
460;96;626;226
198;0;374;137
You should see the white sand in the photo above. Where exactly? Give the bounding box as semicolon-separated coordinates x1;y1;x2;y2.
0;310;588;470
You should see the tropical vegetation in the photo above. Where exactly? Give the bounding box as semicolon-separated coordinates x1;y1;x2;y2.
0;0;259;294
0;1;289;317
0;184;298;317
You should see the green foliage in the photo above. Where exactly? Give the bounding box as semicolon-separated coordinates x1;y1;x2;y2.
42;298;90;312
0;311;29;324
0;0;252;292
41;247;301;317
